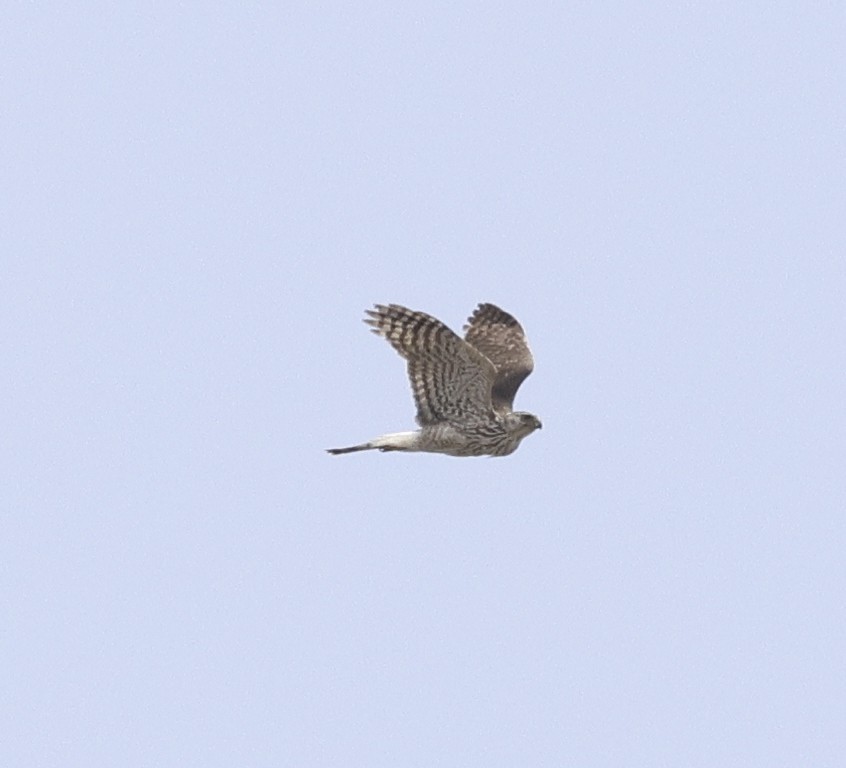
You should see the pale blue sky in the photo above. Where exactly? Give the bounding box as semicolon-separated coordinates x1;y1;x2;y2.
3;3;845;766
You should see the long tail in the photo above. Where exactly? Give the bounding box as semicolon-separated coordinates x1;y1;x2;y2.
326;442;377;455
326;431;419;456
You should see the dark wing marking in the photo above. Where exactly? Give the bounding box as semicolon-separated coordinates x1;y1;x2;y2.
463;303;534;412
365;304;497;426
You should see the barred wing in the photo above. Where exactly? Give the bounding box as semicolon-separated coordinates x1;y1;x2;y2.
463;303;534;412
365;304;497;426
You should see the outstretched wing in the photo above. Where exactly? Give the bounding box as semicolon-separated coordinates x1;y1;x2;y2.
365;304;497;426
463;303;534;412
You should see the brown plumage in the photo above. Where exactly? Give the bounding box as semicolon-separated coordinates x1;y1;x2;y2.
327;303;541;457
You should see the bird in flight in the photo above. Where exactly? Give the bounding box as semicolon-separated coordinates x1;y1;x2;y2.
327;303;541;457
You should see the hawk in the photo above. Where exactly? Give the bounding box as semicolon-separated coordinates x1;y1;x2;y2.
327;303;542;457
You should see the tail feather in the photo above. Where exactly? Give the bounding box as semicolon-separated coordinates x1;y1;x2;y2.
327;430;419;455
326;442;374;455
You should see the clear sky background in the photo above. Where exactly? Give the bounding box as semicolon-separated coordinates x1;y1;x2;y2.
3;3;844;766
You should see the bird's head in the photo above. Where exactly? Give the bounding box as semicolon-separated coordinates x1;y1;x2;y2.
505;411;543;438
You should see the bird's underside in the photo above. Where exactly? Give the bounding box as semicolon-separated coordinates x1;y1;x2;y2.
327;303;541;458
